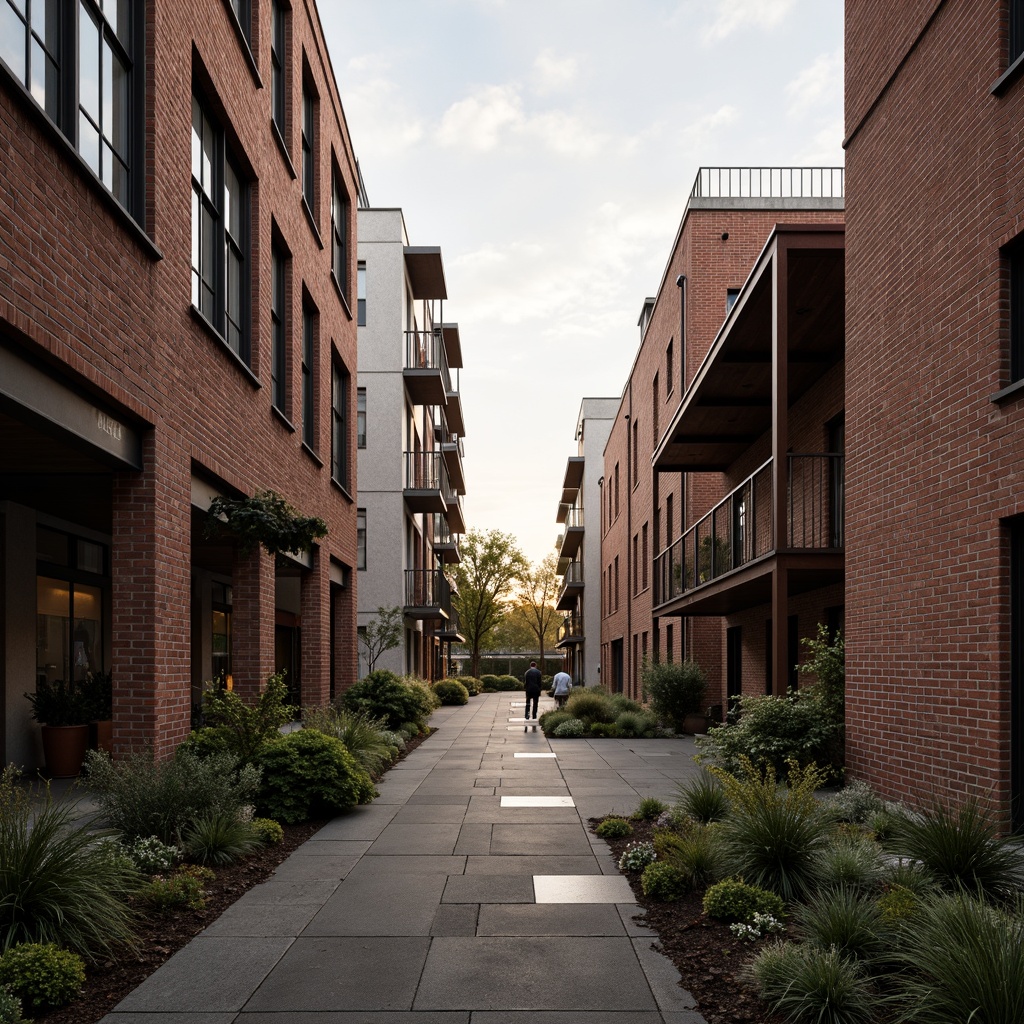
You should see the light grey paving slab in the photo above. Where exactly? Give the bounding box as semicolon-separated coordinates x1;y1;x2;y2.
500;796;575;807
476;903;626;936
305;872;447;935
471;1015;666;1024
405;794;473;806
346;855;466;876
454;822;493;854
99;1016;237;1024
490;823;594;857
243;937;430;1011
465;806;581;824
431;903;479;936
369;822;462;855
390;803;470;824
465;855;599;875
202;901;321;937
288;840;373;858
230;879;339;907
310;805;399;841
631;937;699;1013
617;904;657;937
514;752;557;758
116;937;292;1012
270;854;362;881
533;874;635;904
414;937;657;1011
240;1015;469;1024
442;875;535;903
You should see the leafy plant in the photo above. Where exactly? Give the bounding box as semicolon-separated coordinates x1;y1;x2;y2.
340;671;434;732
451;675;482;696
797;886;888;963
703;878;785;923
730;912;785;941
615;710;658;737
816;835;884;892
257;729;376;824
432;680;469;706
641;660;707;731
84;748;261;845
358;606;404;673
80;670;113;722
251;817;285;845
563;689;617;726
23;678;87;727
122;835;179;874
609;694;644;714
539;710;572;735
301;706;396;778
182;809;260;866
205;489;327;555
595;817;633;839
0;765;138;957
552;718;585;738
0;943;85;1013
618;841;657;872
655;825;722;887
0;984;26;1024
138;865;214;913
633;797;668;822
676;771;729;823
641;862;690;901
824;779;886;825
589;721;620;738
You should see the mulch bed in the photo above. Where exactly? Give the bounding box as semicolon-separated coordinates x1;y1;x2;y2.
596;819;785;1024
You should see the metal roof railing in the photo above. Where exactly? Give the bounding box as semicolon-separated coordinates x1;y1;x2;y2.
690;166;845;200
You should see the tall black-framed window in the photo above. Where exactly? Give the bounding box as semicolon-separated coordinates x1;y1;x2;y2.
356;387;366;448
227;0;251;42
331;359;350;488
1010;240;1024;383
356;509;366;570
191;93;249;362
0;1;141;216
271;244;287;413
301;301;316;449
270;0;287;135
1011;517;1024;830
301;82;315;211
331;167;349;298
357;260;366;325
1012;0;1024;66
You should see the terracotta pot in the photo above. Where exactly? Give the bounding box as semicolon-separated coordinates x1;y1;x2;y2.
40;724;89;778
94;719;113;754
683;713;710;735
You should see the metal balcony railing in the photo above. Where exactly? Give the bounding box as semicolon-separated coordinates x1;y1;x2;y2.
557;613;583;644
561;561;584;586
403;451;450;493
432;512;455;546
404;568;452;612
690;166;845;200
404;329;452;393
653;454;844;607
563;506;584;529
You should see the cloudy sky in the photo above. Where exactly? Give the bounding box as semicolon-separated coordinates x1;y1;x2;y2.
319;0;844;566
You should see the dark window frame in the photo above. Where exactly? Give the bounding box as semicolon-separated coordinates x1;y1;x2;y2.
301;299;317;450
270;0;287;136
356;386;366;448
301;75;317;214
356;508;366;570
331;163;350;299
331;357;351;489
270;242;288;414
357;259;366;325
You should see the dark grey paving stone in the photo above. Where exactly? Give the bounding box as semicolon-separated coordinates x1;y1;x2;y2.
490;824;594;857
348;855;466;876
661;1012;710;1024
631;937;698;1011
310;806;399;841
465;806;581;824
202;902;320;937
477;904;625;936
369;822;461;855
244;937;431;1011
465;856;599;876
271;854;361;881
231;879;339;907
617;904;657;937
430;903;479;936
471;1014;667;1023
240;1015;469;1024
391;804;470;824
305;873;447;935
99;1015;237;1024
441;875;534;904
405;795;473;806
116;937;292;1012
289;840;372;857
414;937;656;1011
454;822;492;854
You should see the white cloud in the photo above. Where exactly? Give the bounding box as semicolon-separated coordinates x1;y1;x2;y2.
702;0;797;43
343;76;425;157
532;49;579;94
786;48;844;117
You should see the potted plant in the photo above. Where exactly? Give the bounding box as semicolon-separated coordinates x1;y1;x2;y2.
25;678;90;777
81;670;113;753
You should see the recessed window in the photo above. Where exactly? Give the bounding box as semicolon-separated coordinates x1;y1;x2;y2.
301;83;315;211
1012;0;1024;66
666;338;674;395
270;1;287;136
726;288;741;313
301;301;316;448
228;0;251;42
357;508;366;570
357;387;366;448
357;260;366;325
191;93;249;362
331;167;349;297
332;360;351;488
1010;239;1024;383
271;244;287;413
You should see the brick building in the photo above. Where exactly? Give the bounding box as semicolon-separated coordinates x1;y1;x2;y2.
0;0;361;768
845;1;1024;824
601;168;844;709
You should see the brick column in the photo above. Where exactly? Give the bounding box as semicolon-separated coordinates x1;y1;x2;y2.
111;434;191;760
232;545;275;698
332;567;357;697
300;547;330;707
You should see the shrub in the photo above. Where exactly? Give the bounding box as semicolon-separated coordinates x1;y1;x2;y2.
182;809;261;866
876;884;921;927
890;796;1024;902
432;680;469;706
403;676;442;713
480;674;500;690
84;747;261;846
251;817;285;845
589;721;620;738
302;706;396;778
797;886;888;963
0;765;138;957
257;729;376;823
730;911;786;941
641;660;707;730
495;674;522;690
633;797;668;822
615;710;658;737
451;675;481;696
618;841;657;872
539;710;572;735
656;825;722;887
595;817;633;839
894;890;1024;1024
0;943;85;1013
711;757;833;901
703;878;786;923
123;835;179;874
676;771;729;823
609;694;644;714
138;865;214;913
824;779;886;825
340;671;433;731
552;718;586;738
642;862;690;901
816;835;884;892
749;941;876;1024
0;984;25;1024
563;689;616;726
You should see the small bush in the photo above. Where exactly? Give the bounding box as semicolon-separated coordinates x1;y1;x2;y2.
138;865;213;913
123;835;179;874
251;817;285;845
618;841;657;872
595;816;634;839
633;797;668;822
656;825;722;887
676;771;729;823
182;809;260;866
589;721;620;738
609;694;644;714
340;671;435;731
641;660;707;731
564;689;617;726
0;943;85;1013
824;779;886;825
552;718;586;738
480;674;501;690
703;878;785;923
301;706;396;778
403;676;442;713
0;984;25;1024
539;710;572;735
641;862;690;901
257;729;376;823
615;710;658;737
816;835;884;892
451;675;481;696
876;884;920;927
495;674;522;690
797;887;888;963
730;912;786;941
432;680;469;706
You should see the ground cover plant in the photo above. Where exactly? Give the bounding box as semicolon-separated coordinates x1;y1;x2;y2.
538;687;664;738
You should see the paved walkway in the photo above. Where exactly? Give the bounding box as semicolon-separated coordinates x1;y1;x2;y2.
100;692;708;1024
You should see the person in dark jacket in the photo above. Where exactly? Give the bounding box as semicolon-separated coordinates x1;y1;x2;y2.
523;661;543;724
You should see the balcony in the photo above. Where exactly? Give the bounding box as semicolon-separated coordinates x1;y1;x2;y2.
434;605;466;644
445;385;465;437
403;451;450;513
556;560;584;611
404;329;451;406
560;456;584;504
558;506;584;560
555;612;584;648
653;453;844;616
404;568;452;621
441;435;466;494
445;489;466;535
432;513;461;565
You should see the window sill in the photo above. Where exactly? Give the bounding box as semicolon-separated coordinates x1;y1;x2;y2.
189;305;260;388
302;198;324;249
301;440;323;467
992;52;1024;96
332;478;354;503
221;0;264;89
271;405;296;432
991;377;1024;404
271;121;296;179
331;271;354;320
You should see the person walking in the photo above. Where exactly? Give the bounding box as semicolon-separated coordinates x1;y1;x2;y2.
552;668;573;709
523;660;543;727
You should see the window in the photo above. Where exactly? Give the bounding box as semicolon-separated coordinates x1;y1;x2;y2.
614;555;619;611
301;83;315;211
666;623;674;664
270;0;287;135
331;360;351;488
632;420;639;484
271;244;287;413
1012;0;1024;66
1011;240;1024;382
726;288;741;313
357;260;366;325
666;338;674;395
642;522;648;591
652;372;659;444
228;0;251;41
192;93;248;360
301;301;316;448
357;387;366;448
357;509;366;570
632;534;639;595
331;167;349;297
0;2;139;214
614;462;620;518
666;493;674;546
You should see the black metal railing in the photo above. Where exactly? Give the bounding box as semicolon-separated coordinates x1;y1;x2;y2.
690;166;845;200
653;454;844;606
561;561;584;586
557;613;583;644
404;568;452;612
403;451;450;493
404;329;452;392
563;506;584;529
432;513;456;545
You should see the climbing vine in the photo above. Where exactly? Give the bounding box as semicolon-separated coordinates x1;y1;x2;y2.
205;489;328;556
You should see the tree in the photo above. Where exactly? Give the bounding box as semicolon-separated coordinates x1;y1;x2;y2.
515;552;562;671
450;529;528;678
358;606;404;674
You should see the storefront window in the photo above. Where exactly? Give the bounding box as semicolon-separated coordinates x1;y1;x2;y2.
211;581;232;685
36;577;102;685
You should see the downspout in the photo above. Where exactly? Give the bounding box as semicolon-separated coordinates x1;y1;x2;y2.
676;273;688;660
